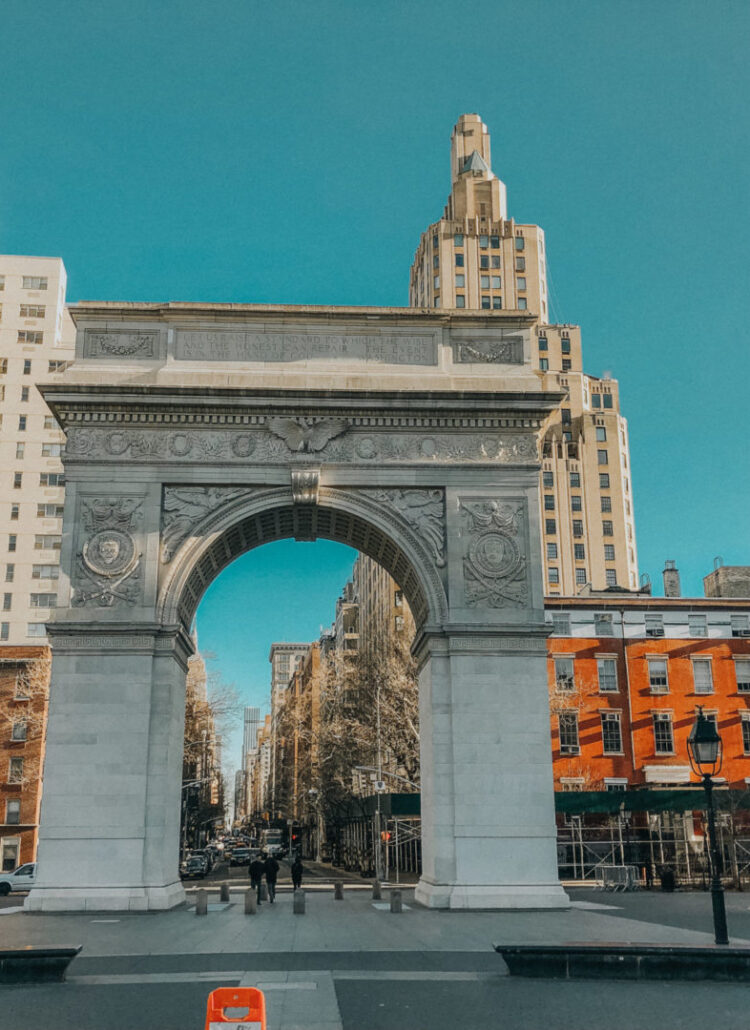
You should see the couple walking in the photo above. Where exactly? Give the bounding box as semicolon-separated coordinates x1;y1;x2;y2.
249;853;279;904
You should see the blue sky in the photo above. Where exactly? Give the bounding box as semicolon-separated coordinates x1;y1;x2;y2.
2;1;748;765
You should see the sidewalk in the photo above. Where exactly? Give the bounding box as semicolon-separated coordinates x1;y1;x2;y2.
2;888;750;1030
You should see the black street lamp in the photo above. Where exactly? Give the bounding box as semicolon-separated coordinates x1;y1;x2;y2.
687;707;729;946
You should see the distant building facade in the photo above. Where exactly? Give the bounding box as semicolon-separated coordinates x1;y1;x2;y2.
408;115;638;595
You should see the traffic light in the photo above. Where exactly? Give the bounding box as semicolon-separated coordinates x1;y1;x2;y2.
380;831;391;842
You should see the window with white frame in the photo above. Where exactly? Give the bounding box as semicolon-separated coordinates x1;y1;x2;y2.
554;656;574;691
605;779;628;791
559;778;584;791
735;658;750;693
648;658;669;693
601;711;623;753
692;658;713;695
688;614;707;637
597;657;618;692
645;613;664;637
742;713;750;755
731;614;750;637
558;711;580;754
594;612;614;636
5;799;21;824
652;712;674;753
551;612;571;636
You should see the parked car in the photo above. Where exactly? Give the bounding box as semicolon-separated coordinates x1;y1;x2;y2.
0;862;36;895
181;855;208;880
230;847;252;866
190;848;214;872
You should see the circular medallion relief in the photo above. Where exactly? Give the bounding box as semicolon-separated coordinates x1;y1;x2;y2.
468;530;520;580
355;437;378;459
82;529;138;579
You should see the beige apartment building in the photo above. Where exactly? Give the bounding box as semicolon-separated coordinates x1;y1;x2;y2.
409;115;638;594
0;257;75;644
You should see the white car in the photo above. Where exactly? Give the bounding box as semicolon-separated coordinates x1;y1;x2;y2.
0;862;36;895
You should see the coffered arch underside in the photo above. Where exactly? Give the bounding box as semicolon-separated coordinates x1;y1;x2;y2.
159;488;448;633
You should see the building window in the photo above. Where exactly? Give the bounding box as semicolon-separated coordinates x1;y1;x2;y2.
42;444;62;457
692;658;713;694
480;275;490;289
5;799;21;825
455;295;465;308
432;255;439;270
40;473;64;486
22;276;47;289
560;779;584;792
515;236;525;250
604;544;615;561
592;393;602;409
8;536;17;553
18;416;27;432
554;656;574;691
27;623;47;638
605;569;617;586
602;520;614;536
543;471;554;487
394;590;403;608
455;274;465;287
15;444;24;460
11;720;27;741
23;360;32;375
34;535;62;551
597;657;618;692
5;565;14;583
30;593;57;608
515;256;525;272
601;496;612;513
454;234;463;246
433;275;440;290
517;277;526;290
2;593;11;611
8;757;24;783
455;254;464;267
490;235;500;248
491;255;501;268
688;614;707;637
574;543;585;560
735;658;750;693
551;613;570;636
571;495;582;511
575;568;587;585
742;713;750;755
17;331;43;345
48;360;71;373
545;518;556;535
648;658;669;693
32;564;60;579
597;449;608;465
479;234;489;249
546;542;558;559
0;623;7;641
731;614;750;637
480;255;489;269
569;472;580;488
572;520;583;537
394;615;404;632
517;297;528;310
603;394;613;408
652;712;674;754
599;473;610;489
490;276;501;289
548;567;560;585
561;408;572;425
21;304;45;318
562;359;571;371
561;338;571;355
544;495;555;511
596;427;607;442
605;780;628;792
558;711;579;754
10;505;19;522
539;357;548;370
595;612;614;635
13;473;22;489
481;296;491;309
492;296;502;309
645;613;664;637
601;711;623;753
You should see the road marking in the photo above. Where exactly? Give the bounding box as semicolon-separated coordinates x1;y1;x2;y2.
255;982;317;990
570;900;623;911
70;971;245;985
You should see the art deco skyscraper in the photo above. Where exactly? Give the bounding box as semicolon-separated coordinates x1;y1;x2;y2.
409;115;638;594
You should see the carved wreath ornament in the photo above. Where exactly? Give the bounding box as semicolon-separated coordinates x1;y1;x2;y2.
460;499;527;608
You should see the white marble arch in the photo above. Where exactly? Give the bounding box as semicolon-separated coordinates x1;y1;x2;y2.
25;301;569;913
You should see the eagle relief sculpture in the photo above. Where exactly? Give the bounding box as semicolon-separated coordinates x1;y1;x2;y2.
267;416;348;453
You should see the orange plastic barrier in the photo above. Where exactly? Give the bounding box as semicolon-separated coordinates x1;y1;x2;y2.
205;987;266;1029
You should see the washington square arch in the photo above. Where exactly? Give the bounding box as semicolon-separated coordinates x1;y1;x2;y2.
25;301;570;912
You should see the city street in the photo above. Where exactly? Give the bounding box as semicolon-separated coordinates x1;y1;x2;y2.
2;882;750;1029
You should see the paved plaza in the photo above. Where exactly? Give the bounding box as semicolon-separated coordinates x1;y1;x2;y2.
3;874;750;1030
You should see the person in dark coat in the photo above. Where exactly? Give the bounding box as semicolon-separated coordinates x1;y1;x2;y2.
291;855;304;891
264;854;280;903
249;855;265;904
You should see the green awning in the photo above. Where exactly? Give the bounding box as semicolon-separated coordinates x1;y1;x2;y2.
555;789;750;815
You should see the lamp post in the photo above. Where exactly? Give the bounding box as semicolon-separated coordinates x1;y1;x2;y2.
687;707;729;946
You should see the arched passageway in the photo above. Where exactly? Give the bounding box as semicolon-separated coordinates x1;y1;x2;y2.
26;301;568;912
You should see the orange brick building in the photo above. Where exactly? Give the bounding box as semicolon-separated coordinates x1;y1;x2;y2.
545;597;750;791
0;646;50;870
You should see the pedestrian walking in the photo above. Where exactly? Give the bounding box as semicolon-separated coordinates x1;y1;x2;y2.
264;853;280;903
291;855;304;891
249;854;265;904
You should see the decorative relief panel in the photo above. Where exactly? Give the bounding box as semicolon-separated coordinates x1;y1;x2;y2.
458;498;528;608
64;424;538;466
72;496;144;607
366;489;446;568
452;328;528;365
83;329;160;359
161;487;252;563
174;330;437;366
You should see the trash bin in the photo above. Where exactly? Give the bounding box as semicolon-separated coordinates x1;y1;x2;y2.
659;866;676;892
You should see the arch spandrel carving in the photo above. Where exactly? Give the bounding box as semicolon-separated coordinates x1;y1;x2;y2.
157;486;449;632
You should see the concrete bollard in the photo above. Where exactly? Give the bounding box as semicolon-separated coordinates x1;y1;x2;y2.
389;889;402;913
196;889;208;916
244;889;257;915
220;883;230;903
260;883;268;902
293;889;306;915
371;880;382;901
334;880;344;900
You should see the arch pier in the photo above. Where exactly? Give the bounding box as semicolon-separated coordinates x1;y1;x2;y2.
26;303;569;911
